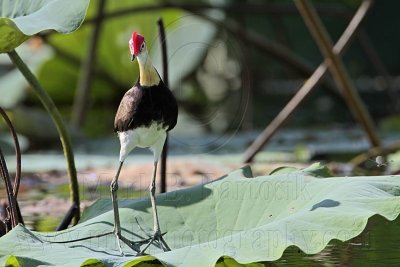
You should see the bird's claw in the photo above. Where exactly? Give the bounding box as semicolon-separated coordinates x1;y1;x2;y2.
113;231;125;256
135;217;170;255
137;231;170;256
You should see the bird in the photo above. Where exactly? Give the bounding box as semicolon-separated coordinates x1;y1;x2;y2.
111;31;178;255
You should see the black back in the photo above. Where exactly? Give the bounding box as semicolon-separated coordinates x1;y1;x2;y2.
114;80;178;133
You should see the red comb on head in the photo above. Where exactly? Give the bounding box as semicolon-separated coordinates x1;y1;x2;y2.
129;32;145;56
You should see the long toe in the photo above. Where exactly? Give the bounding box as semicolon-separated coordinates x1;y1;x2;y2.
138;232;170;255
158;234;171;252
115;234;125;256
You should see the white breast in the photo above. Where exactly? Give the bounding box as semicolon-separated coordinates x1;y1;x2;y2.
118;123;167;162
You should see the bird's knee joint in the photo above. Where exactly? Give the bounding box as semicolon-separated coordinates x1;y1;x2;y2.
111;181;119;192
149;183;156;194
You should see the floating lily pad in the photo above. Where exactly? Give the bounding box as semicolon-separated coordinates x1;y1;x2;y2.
0;166;399;266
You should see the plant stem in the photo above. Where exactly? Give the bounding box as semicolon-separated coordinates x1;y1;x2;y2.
7;50;80;224
0;106;24;226
0;147;19;228
157;18;168;193
71;0;106;128
295;0;380;148
0;107;21;197
243;0;374;163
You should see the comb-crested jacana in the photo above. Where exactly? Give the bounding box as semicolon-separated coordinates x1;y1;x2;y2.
111;32;178;255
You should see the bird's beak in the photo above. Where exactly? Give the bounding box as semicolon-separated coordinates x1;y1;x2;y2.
131;54;135;61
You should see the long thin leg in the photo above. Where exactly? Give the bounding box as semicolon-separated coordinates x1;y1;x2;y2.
111;161;124;255
139;160;171;254
150;161;160;235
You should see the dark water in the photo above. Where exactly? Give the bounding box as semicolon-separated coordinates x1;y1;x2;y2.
274;215;400;266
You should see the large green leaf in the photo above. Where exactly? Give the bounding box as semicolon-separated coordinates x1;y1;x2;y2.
0;166;399;266
0;0;90;52
269;162;333;177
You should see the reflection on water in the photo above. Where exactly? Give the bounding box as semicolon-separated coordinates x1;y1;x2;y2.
275;215;400;266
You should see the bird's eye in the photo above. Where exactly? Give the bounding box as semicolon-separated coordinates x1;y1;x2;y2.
140;43;145;51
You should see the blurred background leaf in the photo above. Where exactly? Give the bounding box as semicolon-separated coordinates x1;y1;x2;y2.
0;0;89;52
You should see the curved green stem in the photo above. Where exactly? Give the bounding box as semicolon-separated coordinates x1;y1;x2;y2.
8;50;80;224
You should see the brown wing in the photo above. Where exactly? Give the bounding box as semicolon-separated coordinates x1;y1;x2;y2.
114;86;142;132
159;86;178;131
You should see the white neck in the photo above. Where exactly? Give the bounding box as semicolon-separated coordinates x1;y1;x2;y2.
137;51;160;87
